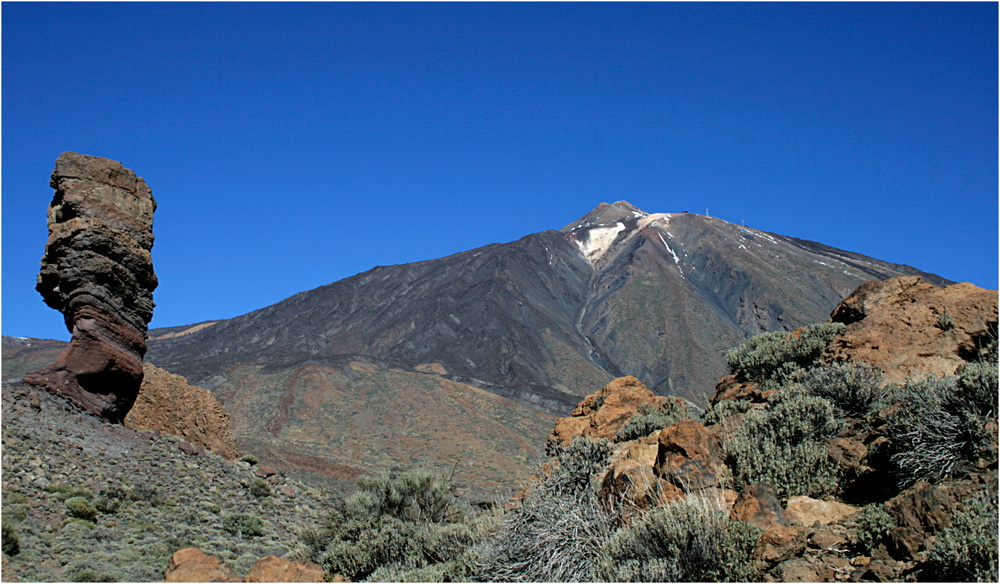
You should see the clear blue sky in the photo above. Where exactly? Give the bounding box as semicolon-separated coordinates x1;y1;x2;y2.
3;2;997;342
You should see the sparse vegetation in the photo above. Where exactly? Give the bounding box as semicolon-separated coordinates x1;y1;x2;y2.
797;361;889;418
250;478;272;499
723;391;842;499
726;322;845;386
925;493;998;581
614;399;698;443
596;495;761;582
303;468;473;582
2;515;20;556
854;503;895;554
222;513;265;538
65;496;99;522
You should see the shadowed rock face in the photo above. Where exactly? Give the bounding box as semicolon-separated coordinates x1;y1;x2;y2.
24;152;157;422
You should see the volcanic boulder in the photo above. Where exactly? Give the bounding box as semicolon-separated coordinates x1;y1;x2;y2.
822;276;998;383
24;152;157;422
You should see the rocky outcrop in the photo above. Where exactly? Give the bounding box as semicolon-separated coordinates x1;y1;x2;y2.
165;549;327;583
24;152;157;423
823;276;998;383
124;363;239;460
244;555;325;582
547;376;668;448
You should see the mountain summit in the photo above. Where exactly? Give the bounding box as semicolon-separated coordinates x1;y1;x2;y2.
143;202;950;489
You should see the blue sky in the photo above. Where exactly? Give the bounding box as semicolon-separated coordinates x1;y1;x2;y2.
3;2;997;342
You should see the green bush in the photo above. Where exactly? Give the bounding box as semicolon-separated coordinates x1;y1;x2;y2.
854;503;895;554
595;495;761;582
886;372;997;488
725;322;845;384
614;400;698;443
798;362;888;418
65;496;99;522
249;478;272;499
240;454;259;466
702;398;755;427
925;493;998;581
127;486;162;506
306;469;472;581
222;513;264;538
44;484;93;502
723;391;841;499
2;515;19;556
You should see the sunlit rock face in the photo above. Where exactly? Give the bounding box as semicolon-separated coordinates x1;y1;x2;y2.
25;151;157;423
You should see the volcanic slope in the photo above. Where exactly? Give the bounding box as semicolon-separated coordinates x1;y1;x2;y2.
143;201;950;490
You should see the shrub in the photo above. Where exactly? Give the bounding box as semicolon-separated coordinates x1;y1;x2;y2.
94;496;120;514
65;496;99;522
307;469;472;581
250;478;272;499
886;372;997;488
240;454;259;466
475;438;613;582
615;400;698;443
854;504;895;554
127;486;162;506
45;484;93;502
702;398;755;427
798;362;889;418
2;515;19;556
222;513;264;538
925;493;998;581
595;495;761;582
723;391;841;499
725;322;845;384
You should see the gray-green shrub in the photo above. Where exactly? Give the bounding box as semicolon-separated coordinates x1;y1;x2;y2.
240;454;259;465
475;438;612;582
726;322;845;384
2;515;19;556
306;469;472;581
615;400;699;443
854;503;895;554
886;372;997;488
723;391;841;499
222;513;264;538
925;493;998;581
798;362;888;418
65;496;99;522
250;478;271;499
595;495;761;582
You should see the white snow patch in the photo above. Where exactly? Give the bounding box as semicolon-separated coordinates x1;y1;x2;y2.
657;233;684;277
576;222;626;263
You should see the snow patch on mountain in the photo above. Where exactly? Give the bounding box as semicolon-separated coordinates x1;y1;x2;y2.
575;222;625;263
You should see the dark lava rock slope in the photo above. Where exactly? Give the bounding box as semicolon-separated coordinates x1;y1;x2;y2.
146;201;949;414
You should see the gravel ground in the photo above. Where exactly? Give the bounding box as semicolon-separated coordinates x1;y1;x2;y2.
1;382;328;582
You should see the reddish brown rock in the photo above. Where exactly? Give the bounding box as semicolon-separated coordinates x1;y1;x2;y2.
244;555;325;582
24;152;157;423
731;483;789;529
165;548;240;582
599;433;684;508
884;481;959;559
653;419;727;491
782;496;857;527
547;376;668;448
823;277;998;384
125;363;239;459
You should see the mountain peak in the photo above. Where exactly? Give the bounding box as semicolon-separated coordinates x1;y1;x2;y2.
560;201;649;233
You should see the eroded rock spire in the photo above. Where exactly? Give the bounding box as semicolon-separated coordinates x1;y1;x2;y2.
24;152;157;422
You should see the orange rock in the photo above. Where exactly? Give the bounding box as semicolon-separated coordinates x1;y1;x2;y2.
244;555;325;582
548;376;667;448
782;496;857;527
823;276;998;383
125;363;239;459
653;419;727;491
165;548;240;582
599;434;684;508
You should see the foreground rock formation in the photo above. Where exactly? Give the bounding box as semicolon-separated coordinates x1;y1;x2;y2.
546;276;998;581
24;152;157;423
125;363;239;460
